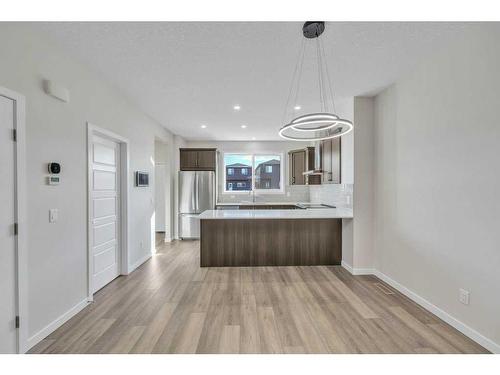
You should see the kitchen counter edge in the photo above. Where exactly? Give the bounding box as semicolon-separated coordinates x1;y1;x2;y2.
199;208;353;220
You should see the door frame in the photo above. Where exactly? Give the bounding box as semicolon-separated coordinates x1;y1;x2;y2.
87;123;130;302
0;86;27;353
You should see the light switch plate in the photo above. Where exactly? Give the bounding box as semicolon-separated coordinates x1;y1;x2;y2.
459;288;470;305
47;176;60;185
49;209;58;223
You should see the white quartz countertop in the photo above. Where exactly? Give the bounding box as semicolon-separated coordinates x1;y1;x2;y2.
215;201;302;206
199;207;353;220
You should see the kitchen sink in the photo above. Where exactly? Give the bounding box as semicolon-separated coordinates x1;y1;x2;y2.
295;203;336;209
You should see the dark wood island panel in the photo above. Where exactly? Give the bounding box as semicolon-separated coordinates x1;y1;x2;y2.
200;218;342;267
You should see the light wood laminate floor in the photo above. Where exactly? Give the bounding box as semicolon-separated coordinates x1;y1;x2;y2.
29;240;488;354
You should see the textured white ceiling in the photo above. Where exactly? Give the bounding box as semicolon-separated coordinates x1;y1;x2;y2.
30;22;474;140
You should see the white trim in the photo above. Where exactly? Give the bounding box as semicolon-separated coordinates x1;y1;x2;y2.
87;123;130;299
341;261;374;275
340;261;499;353
341;260;354;274
128;253;152;274
26;299;89;352
0;86;27;353
373;269;500;354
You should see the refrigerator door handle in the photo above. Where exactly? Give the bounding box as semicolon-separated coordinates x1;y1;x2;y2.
194;172;199;213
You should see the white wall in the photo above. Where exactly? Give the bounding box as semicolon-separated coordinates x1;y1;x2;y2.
0;24;175;349
173;135;187;239
352;97;375;269
154;140;168;234
336;98;354;185
373;27;500;351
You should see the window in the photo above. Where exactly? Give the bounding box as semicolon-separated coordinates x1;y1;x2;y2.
224;154;252;191
224;153;282;192
254;155;281;190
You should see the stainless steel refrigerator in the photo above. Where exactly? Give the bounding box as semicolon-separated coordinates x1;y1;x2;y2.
178;171;216;239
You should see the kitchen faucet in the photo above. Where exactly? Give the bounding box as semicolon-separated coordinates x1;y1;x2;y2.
250;189;257;203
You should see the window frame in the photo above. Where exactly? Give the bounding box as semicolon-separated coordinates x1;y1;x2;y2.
222;152;284;194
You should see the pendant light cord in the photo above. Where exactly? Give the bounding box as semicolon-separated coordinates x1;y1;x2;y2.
279;22;353;141
292;39;306;113
319;36;336;114
316;37;325;113
282;22;338;123
282;37;305;125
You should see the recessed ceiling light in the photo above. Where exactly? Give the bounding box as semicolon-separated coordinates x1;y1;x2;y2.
200;124;207;129
233;105;241;110
241;125;247;129
294;105;301;110
252;137;256;140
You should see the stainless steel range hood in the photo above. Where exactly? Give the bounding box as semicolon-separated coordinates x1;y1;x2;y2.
303;141;323;175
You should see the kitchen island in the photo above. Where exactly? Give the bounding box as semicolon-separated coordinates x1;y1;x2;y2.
198;207;353;267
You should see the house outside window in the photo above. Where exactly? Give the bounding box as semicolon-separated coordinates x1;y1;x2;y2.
254;156;281;190
224;153;282;193
224;154;253;191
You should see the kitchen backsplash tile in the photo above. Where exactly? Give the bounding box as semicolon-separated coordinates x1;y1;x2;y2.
309;183;353;208
217;183;353;207
218;185;310;203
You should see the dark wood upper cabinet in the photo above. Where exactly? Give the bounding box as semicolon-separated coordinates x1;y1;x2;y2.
179;149;198;170
288;146;315;185
290;150;305;185
320;138;341;184
179;148;217;171
196;150;217;170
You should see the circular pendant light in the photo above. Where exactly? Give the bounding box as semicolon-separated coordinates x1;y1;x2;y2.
279;22;353;141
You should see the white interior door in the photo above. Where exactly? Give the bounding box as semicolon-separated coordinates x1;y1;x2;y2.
0;95;17;353
90;135;121;293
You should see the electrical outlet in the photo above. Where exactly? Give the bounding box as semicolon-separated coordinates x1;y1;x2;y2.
459;288;470;305
49;209;58;223
140;241;144;251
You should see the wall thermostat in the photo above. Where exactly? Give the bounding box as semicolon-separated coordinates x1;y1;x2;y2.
47;176;60;185
135;171;149;187
48;163;61;174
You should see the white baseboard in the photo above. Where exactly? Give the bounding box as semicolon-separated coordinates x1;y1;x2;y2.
25;298;89;352
341;261;374;275
128;253;152;274
373;269;500;354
